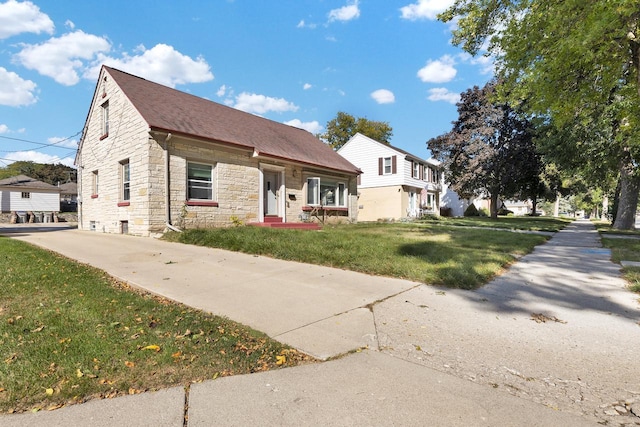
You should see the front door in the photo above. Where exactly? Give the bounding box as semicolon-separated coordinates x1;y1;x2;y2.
264;171;278;216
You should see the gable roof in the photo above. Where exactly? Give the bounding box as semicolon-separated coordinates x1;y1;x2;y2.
342;133;432;164
59;181;77;194
102;66;359;175
0;175;61;192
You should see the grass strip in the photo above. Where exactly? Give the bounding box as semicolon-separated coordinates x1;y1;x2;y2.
0;237;313;414
164;222;550;290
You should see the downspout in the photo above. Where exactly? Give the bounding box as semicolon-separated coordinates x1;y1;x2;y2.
164;133;181;232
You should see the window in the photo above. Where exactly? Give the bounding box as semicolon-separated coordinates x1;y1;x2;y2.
306;177;346;207
384;157;392;175
378;155;397;175
121;159;130;201
101;101;109;137
412;161;419;178
91;170;99;197
21;192;30;199
187;162;214;200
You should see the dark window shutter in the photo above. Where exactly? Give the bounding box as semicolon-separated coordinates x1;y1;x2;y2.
378;157;383;175
392;156;397;174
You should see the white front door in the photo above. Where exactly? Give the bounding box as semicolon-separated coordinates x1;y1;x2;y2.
264;171;278;216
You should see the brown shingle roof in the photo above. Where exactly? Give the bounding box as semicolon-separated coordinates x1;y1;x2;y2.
105;66;360;175
0;175;60;191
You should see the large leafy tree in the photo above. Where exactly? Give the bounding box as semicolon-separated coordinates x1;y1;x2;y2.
0;161;76;185
440;0;640;229
320;111;393;150
428;82;541;219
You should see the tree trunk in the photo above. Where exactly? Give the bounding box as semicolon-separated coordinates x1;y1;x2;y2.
490;192;499;219
612;154;640;230
530;194;538;216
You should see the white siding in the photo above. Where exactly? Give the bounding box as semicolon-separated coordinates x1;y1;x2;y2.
338;134;405;188
0;190;60;212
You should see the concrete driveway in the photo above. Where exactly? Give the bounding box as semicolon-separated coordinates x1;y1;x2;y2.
2;220;639;426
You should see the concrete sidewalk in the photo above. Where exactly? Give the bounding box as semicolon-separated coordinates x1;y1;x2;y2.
2;220;635;426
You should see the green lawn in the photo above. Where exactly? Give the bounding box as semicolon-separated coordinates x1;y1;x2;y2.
601;235;640;294
0;237;313;414
164;221;553;290
419;215;571;232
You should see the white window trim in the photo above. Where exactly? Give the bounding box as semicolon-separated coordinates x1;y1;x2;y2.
383;157;392;175
121;160;130;201
306;176;347;208
187;161;216;201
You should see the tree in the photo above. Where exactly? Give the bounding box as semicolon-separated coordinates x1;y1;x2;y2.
427;81;541;219
439;1;640;229
0;161;76;185
320;111;393;150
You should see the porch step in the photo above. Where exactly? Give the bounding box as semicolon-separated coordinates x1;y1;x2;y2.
263;216;283;223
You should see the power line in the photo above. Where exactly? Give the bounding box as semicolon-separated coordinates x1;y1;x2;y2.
0;131;81;151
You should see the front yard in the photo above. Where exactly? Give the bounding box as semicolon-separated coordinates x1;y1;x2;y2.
164;217;569;290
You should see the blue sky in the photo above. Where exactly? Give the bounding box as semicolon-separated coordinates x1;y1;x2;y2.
0;0;493;169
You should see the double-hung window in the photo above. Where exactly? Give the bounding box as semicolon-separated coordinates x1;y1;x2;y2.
383;157;392;175
101;101;109;137
187;162;214;201
413;161;420;179
306;177;346;207
121;160;130;201
92;170;99;197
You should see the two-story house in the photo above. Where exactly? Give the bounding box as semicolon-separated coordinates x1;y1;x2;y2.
337;133;441;222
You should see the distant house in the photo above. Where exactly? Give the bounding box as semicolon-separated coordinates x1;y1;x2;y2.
75;66;360;236
58;181;78;212
0;175;61;221
337;133;441;221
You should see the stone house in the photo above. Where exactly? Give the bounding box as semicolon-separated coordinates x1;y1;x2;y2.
76;66;360;236
337;133;441;221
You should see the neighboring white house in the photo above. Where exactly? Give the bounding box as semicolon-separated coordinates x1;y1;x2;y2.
0;175;61;220
337;133;441;221
75;66;360;236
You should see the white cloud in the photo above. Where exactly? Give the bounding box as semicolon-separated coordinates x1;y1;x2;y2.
284;119;323;134
303;83;312;90
400;0;455;21
328;1;360;23
427;87;460;104
2;151;75;168
65;19;75;30
297;19;317;29
0;0;54;39
47;136;79;149
0;124;8;133
417;55;457;83
0;67;37;106
216;85;227;97
15;30;111;86
231;92;299;115
88;43;214;88
370;89;395;104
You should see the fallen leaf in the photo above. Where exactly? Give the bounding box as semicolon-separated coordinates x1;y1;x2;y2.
45;388;54;396
142;344;161;352
31;325;45;333
276;355;286;365
124;361;135;368
171;351;182;358
76;369;84;378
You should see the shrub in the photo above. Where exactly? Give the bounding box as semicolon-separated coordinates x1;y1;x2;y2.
464;204;479;217
478;207;490;217
498;207;514;216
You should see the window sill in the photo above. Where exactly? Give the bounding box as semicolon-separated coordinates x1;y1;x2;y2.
186;200;219;207
99;134;108;141
91;194;99;199
117;201;130;207
302;206;348;212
